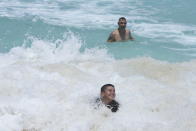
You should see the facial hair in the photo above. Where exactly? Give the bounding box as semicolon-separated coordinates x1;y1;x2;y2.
118;27;126;40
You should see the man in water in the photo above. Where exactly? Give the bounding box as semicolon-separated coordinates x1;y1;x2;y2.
96;84;119;112
107;17;134;42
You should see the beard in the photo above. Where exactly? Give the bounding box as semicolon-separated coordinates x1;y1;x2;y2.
119;26;126;30
118;27;126;40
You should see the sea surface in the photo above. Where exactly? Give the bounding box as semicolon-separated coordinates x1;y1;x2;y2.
0;0;196;131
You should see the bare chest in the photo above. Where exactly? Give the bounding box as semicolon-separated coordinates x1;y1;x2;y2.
113;30;130;41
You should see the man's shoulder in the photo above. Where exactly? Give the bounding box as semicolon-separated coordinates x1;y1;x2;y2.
108;100;119;112
111;29;119;35
126;29;131;33
110;100;119;105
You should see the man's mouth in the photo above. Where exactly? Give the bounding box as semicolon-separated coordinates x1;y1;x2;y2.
109;94;115;98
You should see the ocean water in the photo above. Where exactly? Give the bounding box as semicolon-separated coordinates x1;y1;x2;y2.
0;0;196;131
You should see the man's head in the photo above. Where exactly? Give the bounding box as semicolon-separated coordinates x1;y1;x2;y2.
100;84;116;103
118;17;127;29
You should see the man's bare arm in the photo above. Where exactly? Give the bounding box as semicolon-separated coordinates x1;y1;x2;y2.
129;31;134;40
107;32;115;42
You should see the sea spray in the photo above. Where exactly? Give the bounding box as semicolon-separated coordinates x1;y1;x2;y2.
0;35;196;130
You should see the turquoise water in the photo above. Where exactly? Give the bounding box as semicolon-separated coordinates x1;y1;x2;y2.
0;0;196;61
0;0;196;131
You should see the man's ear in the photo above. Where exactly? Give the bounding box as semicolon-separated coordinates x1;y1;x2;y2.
101;92;104;98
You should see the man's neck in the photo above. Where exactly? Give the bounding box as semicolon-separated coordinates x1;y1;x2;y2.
118;28;126;40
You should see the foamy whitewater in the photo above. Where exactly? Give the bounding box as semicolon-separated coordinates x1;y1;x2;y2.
0;0;196;131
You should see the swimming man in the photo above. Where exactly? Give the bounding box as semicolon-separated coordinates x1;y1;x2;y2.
96;84;119;112
107;17;134;42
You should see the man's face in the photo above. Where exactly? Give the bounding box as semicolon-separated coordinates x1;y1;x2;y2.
118;19;127;29
101;86;116;101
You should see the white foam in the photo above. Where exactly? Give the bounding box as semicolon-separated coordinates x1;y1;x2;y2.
134;23;196;45
0;34;196;130
6;32;112;66
0;0;153;28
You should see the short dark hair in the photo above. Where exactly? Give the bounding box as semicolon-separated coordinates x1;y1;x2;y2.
118;17;126;21
101;84;115;92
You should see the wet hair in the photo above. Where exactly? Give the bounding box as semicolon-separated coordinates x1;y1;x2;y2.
118;17;126;21
101;84;115;93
